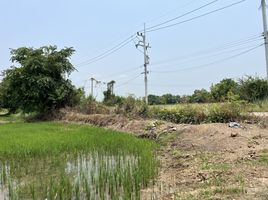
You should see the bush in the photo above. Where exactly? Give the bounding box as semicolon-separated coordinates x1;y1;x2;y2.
75;96;110;115
116;96;148;117
207;103;242;123
238;76;268;102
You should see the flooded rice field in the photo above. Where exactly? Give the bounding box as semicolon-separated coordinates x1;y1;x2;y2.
0;123;158;200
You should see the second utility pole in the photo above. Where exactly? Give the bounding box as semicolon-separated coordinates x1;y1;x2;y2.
90;77;94;97
137;23;150;104
261;0;268;85
143;24;148;105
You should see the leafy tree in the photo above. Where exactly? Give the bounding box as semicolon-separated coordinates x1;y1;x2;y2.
190;89;211;103
180;95;191;103
238;76;268;102
0;46;80;113
161;94;180;104
210;79;239;102
148;94;162;105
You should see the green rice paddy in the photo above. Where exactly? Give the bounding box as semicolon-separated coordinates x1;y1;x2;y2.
0;122;158;199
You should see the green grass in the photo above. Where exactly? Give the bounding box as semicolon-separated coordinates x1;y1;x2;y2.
0;122;159;199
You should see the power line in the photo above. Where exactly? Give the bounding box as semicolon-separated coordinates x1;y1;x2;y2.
150;38;263;68
146;0;219;31
151;44;263;73
75;35;135;67
146;0;198;24
100;65;143;80
116;74;142;88
147;0;247;33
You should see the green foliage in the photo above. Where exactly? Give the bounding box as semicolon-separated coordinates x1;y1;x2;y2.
149;102;242;124
148;94;162;105
76;95;110;114
0;46;81;113
238;76;268;102
190;89;211;103
211;78;239;102
116;95;148;117
161;93;180;104
0;122;158;199
149;105;206;124
207;102;242;123
148;94;180;105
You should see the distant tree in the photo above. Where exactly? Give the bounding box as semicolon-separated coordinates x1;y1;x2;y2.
238;76;268;102
0;46;81;113
161;94;179;104
190;89;211;103
210;79;239;102
148;94;162;105
180;95;191;104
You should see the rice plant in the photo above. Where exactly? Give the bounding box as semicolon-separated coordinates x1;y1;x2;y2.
0;122;158;199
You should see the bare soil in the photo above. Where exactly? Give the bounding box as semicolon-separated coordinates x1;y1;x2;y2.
61;111;268;200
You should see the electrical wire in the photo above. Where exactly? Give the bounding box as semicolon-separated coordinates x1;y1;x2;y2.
100;65;143;81
150;34;262;65
147;0;247;33
146;0;198;24
151;43;263;73
146;0;219;31
150;37;263;68
115;74;142;88
75;35;135;67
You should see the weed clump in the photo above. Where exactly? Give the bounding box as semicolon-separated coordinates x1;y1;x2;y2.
74;96;110;115
115;96;149;118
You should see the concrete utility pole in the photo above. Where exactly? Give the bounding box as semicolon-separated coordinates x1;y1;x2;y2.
261;0;268;85
136;23;150;104
90;77;94;97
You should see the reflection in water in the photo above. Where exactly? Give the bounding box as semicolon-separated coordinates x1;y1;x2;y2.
0;152;153;200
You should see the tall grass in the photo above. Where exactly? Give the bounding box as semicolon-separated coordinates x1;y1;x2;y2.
149;102;243;124
0;122;158;199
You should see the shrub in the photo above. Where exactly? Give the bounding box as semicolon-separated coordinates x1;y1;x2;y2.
238;76;268;102
116;96;148;117
207;103;242;123
76;96;110;115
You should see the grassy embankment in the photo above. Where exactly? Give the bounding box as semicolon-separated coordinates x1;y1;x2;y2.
0;121;158;199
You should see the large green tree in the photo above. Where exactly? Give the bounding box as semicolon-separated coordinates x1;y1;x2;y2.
210;79;239;102
0;46;80;113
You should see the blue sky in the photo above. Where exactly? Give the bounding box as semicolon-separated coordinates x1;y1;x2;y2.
0;0;265;99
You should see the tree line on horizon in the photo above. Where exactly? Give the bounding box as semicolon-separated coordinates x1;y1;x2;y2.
148;77;268;105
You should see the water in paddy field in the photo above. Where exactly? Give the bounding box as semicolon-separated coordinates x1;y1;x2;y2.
0;152;155;200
